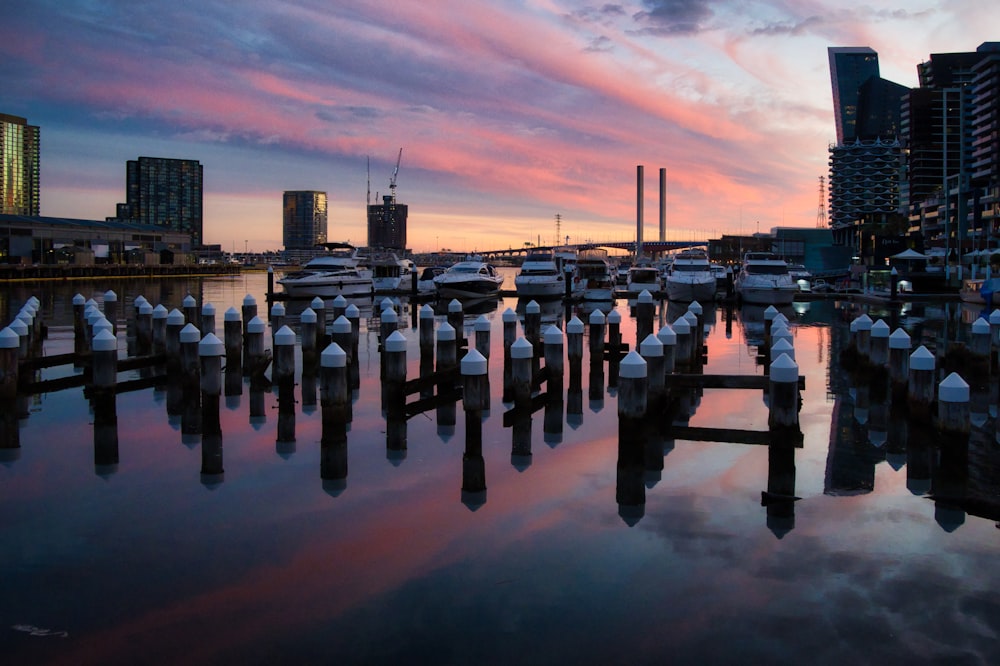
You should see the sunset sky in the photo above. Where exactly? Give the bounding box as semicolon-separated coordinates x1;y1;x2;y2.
2;1;996;252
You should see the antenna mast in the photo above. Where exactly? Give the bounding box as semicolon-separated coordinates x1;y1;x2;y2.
555;214;561;247
366;156;371;207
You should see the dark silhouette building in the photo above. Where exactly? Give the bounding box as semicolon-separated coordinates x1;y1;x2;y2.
111;156;203;246
367;194;407;251
282;190;327;259
0;113;40;216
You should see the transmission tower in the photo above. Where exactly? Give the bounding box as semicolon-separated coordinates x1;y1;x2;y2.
555;214;561;246
816;176;827;228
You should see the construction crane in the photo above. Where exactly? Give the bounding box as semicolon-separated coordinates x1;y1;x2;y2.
389;147;402;204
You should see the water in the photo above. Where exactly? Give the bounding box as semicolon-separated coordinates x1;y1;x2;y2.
2;273;999;665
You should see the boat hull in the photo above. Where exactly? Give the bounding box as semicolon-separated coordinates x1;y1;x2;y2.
434;279;503;300
665;278;716;303
515;276;565;299
737;285;798;305
279;279;374;298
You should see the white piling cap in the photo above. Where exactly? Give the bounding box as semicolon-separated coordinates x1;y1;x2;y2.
332;315;352;333
502;307;517;323
9;318;27;336
672;317;691;334
773;327;794;345
771;338;795;360
620;350;648;378
20;303;36;317
92;329;117;352
474;315;490;331
589;309;606;325
73;294;86;306
437;322;456;341
382;307;398;323
657;324;677;345
764;305;779;320
94;318;113;335
311;297;325;309
86;309;103;325
271;302;285;316
27;296;39;308
86;298;99;308
102;290;117;303
420;304;434;319
16;311;33;325
381;297;394;312
910;345;935;371
854;314;873;331
687;300;702;315
773;313;789;327
332;295;348;307
0;327;19;348
345;304;360;317
139;302;153;315
889;328;911;349
183;294;196;307
202;302;215;316
639;290;653;303
134;295;149;308
449;299;463;313
199;333;224;356
640;333;663;357
322;343;347;368
224;306;241;321
301;308;316;324
544;325;564;345
871;319;890;338
526;300;540;314
461;348;488;375
167;309;185;326
607;310;621;324
247;316;266;334
275;325;296;346
850;319;858;333
973;318;990;335
770;352;799;383
567;316;584;334
990;309;1000;325
511;336;533;358
684;311;698;326
243;294;256;306
385;330;407;352
180;323;201;343
938;372;969;403
153;304;170;319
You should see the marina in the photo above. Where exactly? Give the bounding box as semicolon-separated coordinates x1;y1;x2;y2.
3;271;1000;664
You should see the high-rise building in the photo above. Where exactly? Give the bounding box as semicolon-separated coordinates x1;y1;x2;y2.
112;156;203;245
283;191;328;255
367;194;408;251
1;113;40;216
828;47;880;145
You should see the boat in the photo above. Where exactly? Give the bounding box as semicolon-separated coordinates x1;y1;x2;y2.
432;256;504;300
664;249;717;302
276;247;374;298
710;263;730;299
787;264;814;292
625;265;661;296
369;251;415;293
553;246;585;298
515;250;565;299
734;252;799;305
960;277;1000;307
576;248;615;301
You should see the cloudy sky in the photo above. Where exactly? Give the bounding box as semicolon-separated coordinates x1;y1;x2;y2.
2;0;996;252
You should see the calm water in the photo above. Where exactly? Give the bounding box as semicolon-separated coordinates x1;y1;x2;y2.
2;272;999;665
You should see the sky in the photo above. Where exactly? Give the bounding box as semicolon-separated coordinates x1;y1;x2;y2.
2;1;997;253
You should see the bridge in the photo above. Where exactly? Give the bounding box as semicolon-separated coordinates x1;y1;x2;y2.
477;240;708;259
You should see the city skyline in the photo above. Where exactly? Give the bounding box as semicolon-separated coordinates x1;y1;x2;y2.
1;1;995;251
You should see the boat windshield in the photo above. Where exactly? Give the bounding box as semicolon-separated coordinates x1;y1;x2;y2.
746;265;789;275
673;264;709;272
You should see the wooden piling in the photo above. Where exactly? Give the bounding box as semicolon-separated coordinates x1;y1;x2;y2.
474;315;490;361
274;325;296;384
152;304;168;353
311;297;327;345
768;353;799;432
937;372;970;436
331;295;347;322
853;314;873;358
136;301;152;353
607;309;622;360
618;351;647;420
970;318;991;368
888;328;911;402
524;300;541;354
9;318;29;360
183;294;199;330
0;328;18;402
199;333;224;397
436;322;458;383
301;308;318;368
544;325;565;394
567;316;584;364
165;309;186;363
224;307;242;364
640;333;665;402
92;329;118;390
447;299;464;352
241;294;258;341
103;290;119;336
270;301;286;344
201;302;216;336
179;323;201;386
870;319;890;367
419;304;435;360
657;324;676;376
503;308;517;402
588;309;606;359
672;316;691;369
462;348;489;412
908;345;936;421
73;294;87;356
763;305;778;349
320;343;350;424
245;316;267;371
636;290;654;345
511;337;534;408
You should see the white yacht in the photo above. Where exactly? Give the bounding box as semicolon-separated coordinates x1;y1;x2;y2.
276;248;374;298
515;251;565;299
625;265;661;296
709;263;730;299
433;257;504;300
416;265;447;294
576;248;615;301
734;252;799;305
369;252;415;292
665;249;717;302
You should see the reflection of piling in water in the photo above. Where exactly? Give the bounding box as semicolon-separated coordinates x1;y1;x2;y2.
617;351;648;524
200;333;224;478
92;388;118;472
462;349;488;508
908;346;936;422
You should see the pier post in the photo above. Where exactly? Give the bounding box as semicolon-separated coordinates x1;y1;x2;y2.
274;325;296;384
607;309;622;360
447;299;464;354
769;323;794;369
567;317;584;427
270;302;286;345
853;314;873;359
970;318;991;371
301;308;318;370
990;309;1000;370
384;330;408;455
9;318;29;361
245;316;267;373
311;297;327;347
768;353;799;435
684;310;701;366
241;294;257;344
503;308;517;402
331;295;347;322
544;325;565;395
73;293;87;357
420;304;435;361
380;305;398;348
183;294;199;330
907;345;936;422
201;302;216;336
462;348;490;413
165;309;186;365
320;343;350;424
771;338;794;363
524;300;541;355
200;333;224;398
588;309;606;360
617;351;648;521
657;323;676;378
179;323;202;388
937;372;970;437
474;315;491;362
636;290;654;346
331;316;353;372
763;305;778;349
462;348;488;506
0;328;18;402
511;337;534;409
92;329;118;390
103;290;119;336
687;301;704;355
223;307;242;366
869;319;890;367
672;316;691;369
436;322;458;384
152;304;168;354
640;333;665;404
888;328;911;404
345;304;361;363
199;332;225;478
567;316;584;364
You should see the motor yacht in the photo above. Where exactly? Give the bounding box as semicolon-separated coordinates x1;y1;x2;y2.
276;248;374;298
665;250;717;302
515;251;565;299
576;248;615;301
734;252;799;305
432;257;504;300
